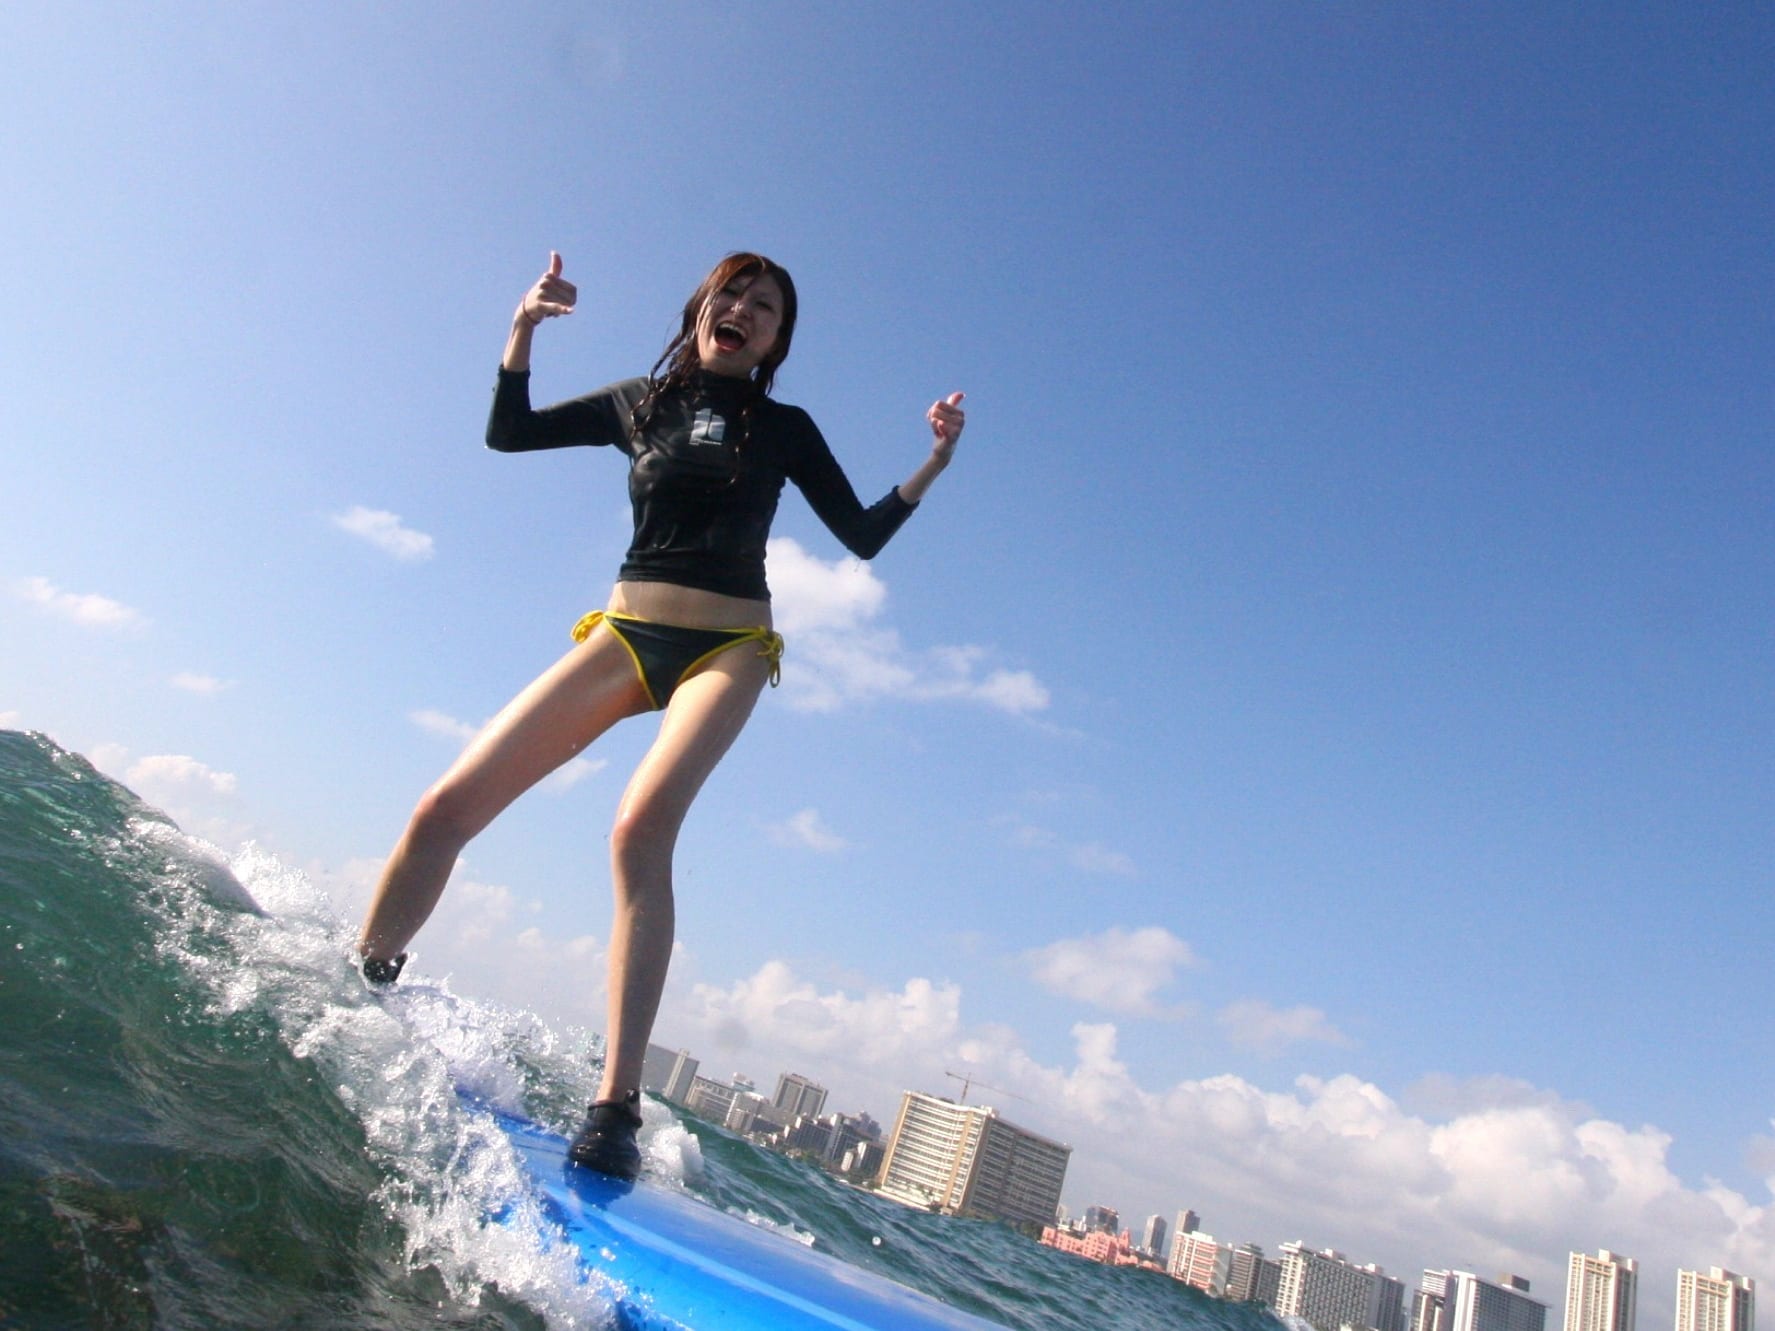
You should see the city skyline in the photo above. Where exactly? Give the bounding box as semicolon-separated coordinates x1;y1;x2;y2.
644;1038;1762;1331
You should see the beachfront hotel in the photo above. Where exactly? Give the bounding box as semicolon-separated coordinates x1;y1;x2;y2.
1274;1244;1409;1331
875;1089;1071;1228
1226;1243;1282;1306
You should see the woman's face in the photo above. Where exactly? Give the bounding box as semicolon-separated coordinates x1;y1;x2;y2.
695;271;785;378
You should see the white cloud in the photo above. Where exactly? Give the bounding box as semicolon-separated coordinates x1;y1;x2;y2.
1000;815;1137;877
0;711;21;728
1023;925;1196;1017
971;669;1052;713
13;576;146;628
544;756;606;791
766;539;1049;715
1404;1073;1564;1119
768;807;849;853
411;708;478;743
767;541;888;634
90;745;253;849
171;672;232;695
673;959;964;1075
309;855;385;919
332;506;435;562
1065;841;1136;876
314;853;605;1024
89;742;131;778
442;876;527;947
127;753;238;797
1218;998;1353;1054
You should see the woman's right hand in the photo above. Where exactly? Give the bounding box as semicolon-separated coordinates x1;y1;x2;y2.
518;251;577;325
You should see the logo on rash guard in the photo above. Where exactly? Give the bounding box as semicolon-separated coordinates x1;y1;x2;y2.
689;409;727;446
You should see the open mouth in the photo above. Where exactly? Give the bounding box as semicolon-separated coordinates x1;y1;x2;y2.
712;320;748;354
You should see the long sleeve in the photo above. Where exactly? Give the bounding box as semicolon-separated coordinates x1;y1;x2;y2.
485;370;646;454
784;408;917;560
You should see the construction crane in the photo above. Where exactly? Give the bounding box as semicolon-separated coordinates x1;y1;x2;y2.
944;1069;1028;1105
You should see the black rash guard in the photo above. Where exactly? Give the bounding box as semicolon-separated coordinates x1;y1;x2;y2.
486;368;915;601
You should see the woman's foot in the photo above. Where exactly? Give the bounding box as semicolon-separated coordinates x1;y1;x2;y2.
568;1091;644;1179
361;952;408;985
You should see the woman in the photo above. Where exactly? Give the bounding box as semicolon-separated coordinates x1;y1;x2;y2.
356;250;966;1179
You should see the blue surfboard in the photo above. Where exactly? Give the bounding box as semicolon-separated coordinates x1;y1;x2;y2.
490;1108;1013;1331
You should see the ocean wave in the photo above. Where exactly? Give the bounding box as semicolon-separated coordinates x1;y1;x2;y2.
0;730;1280;1331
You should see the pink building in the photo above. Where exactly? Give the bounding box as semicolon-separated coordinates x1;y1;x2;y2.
1040;1225;1164;1272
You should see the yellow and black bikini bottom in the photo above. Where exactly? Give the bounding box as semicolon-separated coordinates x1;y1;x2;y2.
571;611;784;711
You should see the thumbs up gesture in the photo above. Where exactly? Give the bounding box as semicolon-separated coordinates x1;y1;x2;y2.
518;251;577;325
927;391;966;458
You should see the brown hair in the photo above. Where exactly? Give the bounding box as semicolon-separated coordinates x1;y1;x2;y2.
630;253;798;461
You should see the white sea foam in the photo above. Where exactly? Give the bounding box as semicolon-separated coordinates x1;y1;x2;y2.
739;1209;819;1247
158;842;632;1329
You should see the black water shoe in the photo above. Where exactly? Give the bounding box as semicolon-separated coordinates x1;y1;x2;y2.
567;1091;644;1180
362;953;407;986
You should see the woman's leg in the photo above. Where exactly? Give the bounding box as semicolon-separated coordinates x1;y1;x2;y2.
597;644;772;1099
357;630;652;963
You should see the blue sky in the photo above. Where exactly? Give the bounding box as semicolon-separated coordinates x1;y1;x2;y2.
3;2;1771;1318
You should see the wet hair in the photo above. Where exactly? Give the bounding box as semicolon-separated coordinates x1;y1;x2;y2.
630;253;798;458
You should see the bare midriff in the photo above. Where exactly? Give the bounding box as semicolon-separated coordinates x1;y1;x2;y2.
606;580;774;632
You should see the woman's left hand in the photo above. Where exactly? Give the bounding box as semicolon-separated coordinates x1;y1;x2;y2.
927;392;966;460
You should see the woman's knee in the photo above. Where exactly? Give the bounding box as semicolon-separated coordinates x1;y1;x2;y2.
409;780;486;850
609;799;683;876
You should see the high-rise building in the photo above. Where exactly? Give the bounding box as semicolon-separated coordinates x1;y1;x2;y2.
1675;1268;1755;1331
1142;1214;1170;1259
640;1044;699;1105
875;1090;1071;1228
724;1088;784;1136
778;1110;879;1169
1175;1208;1201;1236
773;1072;828;1121
1227;1244;1281;1307
781;1113;838;1159
1084;1205;1120;1234
1170;1231;1230;1296
684;1074;739;1124
1565;1251;1638;1331
823;1111;881;1168
1444;1271;1547;1331
1276;1244;1388;1331
842;1140;882;1178
1370;1269;1408;1331
1416;1272;1454;1331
